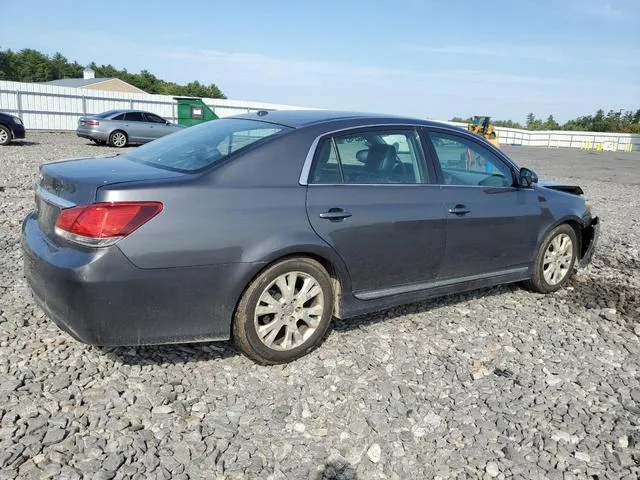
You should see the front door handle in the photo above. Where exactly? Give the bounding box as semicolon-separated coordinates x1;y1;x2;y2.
449;204;471;216
319;208;352;220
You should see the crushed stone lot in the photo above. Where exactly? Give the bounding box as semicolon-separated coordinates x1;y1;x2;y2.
1;132;639;479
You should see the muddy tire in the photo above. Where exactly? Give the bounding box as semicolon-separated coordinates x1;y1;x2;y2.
233;257;334;364
525;224;578;293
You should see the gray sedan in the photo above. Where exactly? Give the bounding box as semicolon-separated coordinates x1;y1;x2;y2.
23;110;598;364
76;109;184;147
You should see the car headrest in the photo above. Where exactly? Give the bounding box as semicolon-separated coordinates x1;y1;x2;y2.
356;149;369;163
364;144;396;172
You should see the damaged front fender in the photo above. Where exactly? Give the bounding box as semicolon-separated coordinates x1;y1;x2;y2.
579;216;599;268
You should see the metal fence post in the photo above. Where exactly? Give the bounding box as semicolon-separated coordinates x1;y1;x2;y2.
82;96;87;115
16;91;22;118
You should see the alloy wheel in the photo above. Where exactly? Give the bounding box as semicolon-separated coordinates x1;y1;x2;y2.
253;271;324;351
542;233;574;285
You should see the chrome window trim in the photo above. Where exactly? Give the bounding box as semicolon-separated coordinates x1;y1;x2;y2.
298;123;429;186
308;183;442;188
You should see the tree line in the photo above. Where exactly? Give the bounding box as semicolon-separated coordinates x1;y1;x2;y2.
0;48;226;99
451;109;640;133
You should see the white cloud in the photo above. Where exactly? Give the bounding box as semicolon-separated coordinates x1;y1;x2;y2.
165;48;593;89
563;0;638;20
400;42;640;68
155;48;640;121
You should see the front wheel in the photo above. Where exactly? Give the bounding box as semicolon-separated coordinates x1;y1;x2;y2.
0;125;11;146
525;224;577;293
233;257;334;364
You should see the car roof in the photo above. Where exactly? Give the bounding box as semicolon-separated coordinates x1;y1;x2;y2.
229;109;447;129
91;109;154;116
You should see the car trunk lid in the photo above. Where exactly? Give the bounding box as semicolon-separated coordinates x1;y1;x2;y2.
36;154;186;237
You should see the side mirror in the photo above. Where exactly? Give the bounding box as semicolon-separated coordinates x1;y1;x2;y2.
518;168;538;187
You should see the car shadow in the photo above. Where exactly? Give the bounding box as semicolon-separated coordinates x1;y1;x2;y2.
102;284;517;366
316;460;359;479
4;141;39;147
89;252;640;368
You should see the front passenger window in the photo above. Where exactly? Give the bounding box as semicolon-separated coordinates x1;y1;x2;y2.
429;133;514;187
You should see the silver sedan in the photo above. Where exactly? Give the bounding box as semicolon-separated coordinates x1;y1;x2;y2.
76;109;184;147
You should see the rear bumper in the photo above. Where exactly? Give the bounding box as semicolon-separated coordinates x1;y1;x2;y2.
579;216;599;268
76;127;109;142
22;212;259;346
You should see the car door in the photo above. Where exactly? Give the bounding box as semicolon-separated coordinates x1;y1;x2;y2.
123;111;149;143
144;112;175;140
305;127;446;296
425;129;543;279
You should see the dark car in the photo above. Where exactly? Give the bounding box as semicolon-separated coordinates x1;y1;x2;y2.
0;111;26;146
22;110;599;364
76;109;183;147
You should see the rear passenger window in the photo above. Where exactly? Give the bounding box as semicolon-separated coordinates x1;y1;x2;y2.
124;112;145;122
311;129;427;184
310;139;342;184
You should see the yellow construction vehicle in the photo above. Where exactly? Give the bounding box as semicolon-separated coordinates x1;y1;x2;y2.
467;115;500;149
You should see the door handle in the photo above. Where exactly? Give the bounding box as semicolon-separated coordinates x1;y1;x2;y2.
449;204;471;216
319;208;352;220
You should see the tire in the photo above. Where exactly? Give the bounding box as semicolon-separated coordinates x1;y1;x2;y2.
92;139;106;146
0;125;11;146
109;130;128;148
233;257;334;364
525;224;578;293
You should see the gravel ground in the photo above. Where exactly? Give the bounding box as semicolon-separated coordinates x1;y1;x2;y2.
0;133;639;479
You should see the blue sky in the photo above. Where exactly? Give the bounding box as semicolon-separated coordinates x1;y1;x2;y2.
2;0;638;122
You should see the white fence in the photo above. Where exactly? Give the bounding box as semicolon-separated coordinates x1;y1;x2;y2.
0;80;304;131
1;80;638;151
445;122;639;152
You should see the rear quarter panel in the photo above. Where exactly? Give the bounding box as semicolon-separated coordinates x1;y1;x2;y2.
97;129;342;269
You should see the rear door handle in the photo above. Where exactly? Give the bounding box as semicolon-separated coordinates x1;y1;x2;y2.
449;204;471;216
319;208;352;220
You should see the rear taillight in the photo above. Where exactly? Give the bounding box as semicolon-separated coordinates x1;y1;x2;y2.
86;120;100;126
55;202;163;247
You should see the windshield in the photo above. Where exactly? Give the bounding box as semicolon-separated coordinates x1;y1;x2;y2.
125;118;291;172
472;116;489;126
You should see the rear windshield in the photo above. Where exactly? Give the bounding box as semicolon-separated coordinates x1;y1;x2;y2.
125;118;291;172
94;110;122;118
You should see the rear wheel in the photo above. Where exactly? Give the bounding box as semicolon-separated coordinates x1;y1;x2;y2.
109;130;127;148
233;257;334;364
525;224;577;293
0;125;11;146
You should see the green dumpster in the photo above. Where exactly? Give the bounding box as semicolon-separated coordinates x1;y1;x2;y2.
174;98;218;127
